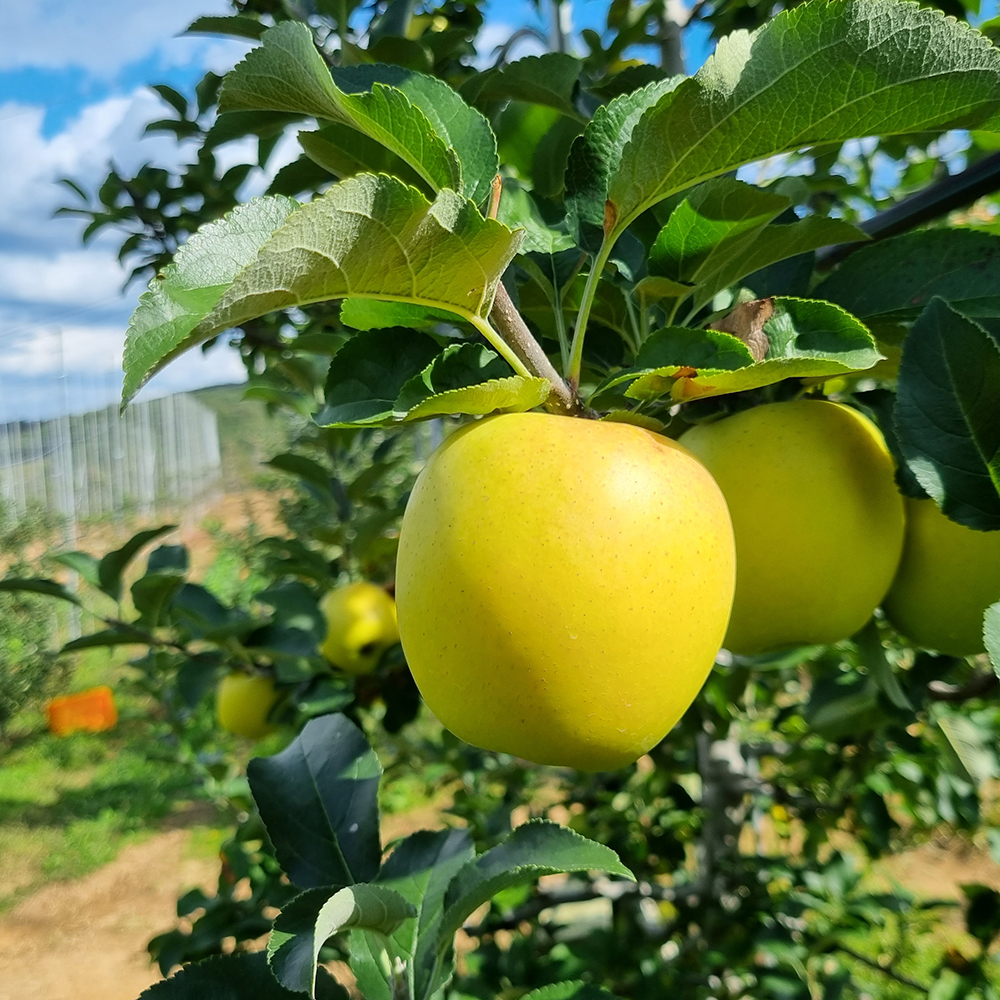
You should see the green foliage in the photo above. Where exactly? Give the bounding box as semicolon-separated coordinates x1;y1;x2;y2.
895;299;1000;530
137;952;348;999
161;716;632;1000
46;0;1000;997
0;591;61;733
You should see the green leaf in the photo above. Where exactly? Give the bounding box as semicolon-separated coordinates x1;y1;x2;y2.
0;578;81;605
814;229;1000;320
565;76;682;249
61;625;152;653
933;705;1000;784
122;197;298;403
632;275;697;305
522;983;624;1000
962;883;1000;946
137;952;348;1000
605;0;1000;248
853;619;912;711
267;453;333;494
649;177;791;281
267;155;336;197
206;110;305;149
396;343;547;421
184;15;268;40
376;828;475;1000
172;584;232;638
316;334;546;428
97;525;177;602
395;343;510;411
220;23;461;195
607;297;879;403
132;572;185;628
986;603;1000;675
146;545;188;574
298;124;425;191
247;714;383;890
50;550;99;586
928;969;973;1000
894;298;1000;530
268;885;415;997
339;300;459;332
403;376;551;422
462;53;585;120
497;183;576;256
332;64;499;207
256;581;326;642
317;329;441;427
348;930;394;1000
199;176;519;331
645;179;864;309
124;175;522;403
438;820;633;943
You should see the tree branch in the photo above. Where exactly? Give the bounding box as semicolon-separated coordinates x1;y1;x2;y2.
462;878;705;936
837;945;929;994
817;150;1000;267
490;283;582;416
927;671;998;703
657;0;688;76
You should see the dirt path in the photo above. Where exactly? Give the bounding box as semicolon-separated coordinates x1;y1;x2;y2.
0;799;452;1000
5;799;996;1000
0;829;218;1000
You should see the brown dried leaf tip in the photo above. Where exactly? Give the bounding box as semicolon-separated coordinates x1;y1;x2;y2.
709;298;774;362
603;200;617;238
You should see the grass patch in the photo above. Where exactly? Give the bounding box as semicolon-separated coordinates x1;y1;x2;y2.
0;647;227;912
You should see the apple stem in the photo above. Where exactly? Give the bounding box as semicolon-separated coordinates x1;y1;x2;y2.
489;282;582;416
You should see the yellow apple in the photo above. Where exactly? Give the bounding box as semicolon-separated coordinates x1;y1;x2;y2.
394;412;735;771
320;581;399;675
680;400;905;656
883;498;1000;656
216;672;282;739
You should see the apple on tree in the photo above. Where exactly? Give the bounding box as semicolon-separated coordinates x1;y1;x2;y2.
216;672;283;739
319;581;399;675
680;400;905;656
883;498;1000;657
395;412;735;771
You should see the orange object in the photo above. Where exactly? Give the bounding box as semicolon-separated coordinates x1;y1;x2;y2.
46;686;118;736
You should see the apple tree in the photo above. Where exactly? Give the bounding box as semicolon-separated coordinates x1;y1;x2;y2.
9;0;1000;996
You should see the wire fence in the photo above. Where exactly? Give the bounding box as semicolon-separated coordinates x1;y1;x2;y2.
0;392;222;527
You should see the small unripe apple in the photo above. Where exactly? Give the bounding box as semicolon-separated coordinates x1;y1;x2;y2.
395;412;735;771
680;400;905;656
320;581;399;675
216;672;281;739
883;498;1000;656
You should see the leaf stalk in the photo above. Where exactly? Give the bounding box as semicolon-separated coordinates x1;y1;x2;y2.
487;283;581;416
566;242;613;389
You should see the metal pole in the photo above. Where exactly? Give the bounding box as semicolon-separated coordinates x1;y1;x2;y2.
55;329;80;638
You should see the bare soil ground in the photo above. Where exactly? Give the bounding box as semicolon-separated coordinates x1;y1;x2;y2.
0;829;218;1000
0;798;452;1000
3;818;999;1000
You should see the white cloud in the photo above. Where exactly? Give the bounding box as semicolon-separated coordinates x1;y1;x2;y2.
0;0;242;77
0;250;124;305
0;90;197;248
0;323;124;376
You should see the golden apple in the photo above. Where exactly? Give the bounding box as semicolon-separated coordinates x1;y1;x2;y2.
320;581;399;675
394;412;735;771
883;498;1000;656
216;672;282;739
680;400;905;655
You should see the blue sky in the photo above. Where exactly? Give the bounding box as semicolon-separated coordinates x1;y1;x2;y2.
0;0;714;421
